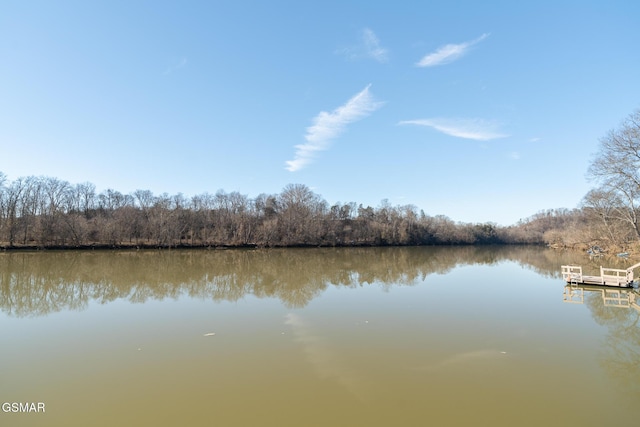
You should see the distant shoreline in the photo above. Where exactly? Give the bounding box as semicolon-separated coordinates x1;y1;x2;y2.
0;241;530;252
1;175;636;253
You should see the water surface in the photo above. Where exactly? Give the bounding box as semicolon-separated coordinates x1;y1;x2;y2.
1;247;639;426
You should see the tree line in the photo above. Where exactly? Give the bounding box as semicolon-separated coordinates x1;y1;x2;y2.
0;175;534;249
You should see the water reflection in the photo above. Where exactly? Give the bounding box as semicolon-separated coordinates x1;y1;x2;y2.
0;246;596;317
563;284;640;311
564;283;640;400
418;349;509;372
285;313;373;402
3;246;640;426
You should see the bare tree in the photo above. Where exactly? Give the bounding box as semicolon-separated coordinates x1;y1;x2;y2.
0;172;7;241
278;184;325;245
75;182;96;217
3;178;27;246
588;110;640;240
582;188;634;245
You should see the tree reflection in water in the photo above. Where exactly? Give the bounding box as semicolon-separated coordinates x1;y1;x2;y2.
0;245;604;317
582;287;640;401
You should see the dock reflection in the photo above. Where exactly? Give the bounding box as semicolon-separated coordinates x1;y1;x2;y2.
563;284;640;312
565;282;640;401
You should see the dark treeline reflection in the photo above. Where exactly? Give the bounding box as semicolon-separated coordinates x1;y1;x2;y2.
0;246;586;317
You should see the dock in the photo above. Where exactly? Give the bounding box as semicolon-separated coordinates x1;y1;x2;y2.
561;262;640;288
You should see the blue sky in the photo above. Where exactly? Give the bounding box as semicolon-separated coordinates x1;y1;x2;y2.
1;0;639;225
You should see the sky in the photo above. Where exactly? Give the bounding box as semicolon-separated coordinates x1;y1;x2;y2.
1;0;639;225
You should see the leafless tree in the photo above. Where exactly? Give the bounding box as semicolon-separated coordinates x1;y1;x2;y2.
588;110;640;240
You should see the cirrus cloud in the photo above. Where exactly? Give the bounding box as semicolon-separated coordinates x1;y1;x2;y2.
399;117;508;141
163;57;187;75
286;85;383;172
336;28;389;63
417;33;489;67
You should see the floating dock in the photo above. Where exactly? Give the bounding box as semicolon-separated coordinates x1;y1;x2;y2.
561;262;640;288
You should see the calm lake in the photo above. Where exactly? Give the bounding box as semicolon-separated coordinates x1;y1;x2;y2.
1;246;639;426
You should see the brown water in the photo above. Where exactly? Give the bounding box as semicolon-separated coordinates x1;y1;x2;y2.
1;246;639;426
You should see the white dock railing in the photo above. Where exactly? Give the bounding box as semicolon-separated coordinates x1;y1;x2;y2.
561;265;583;284
600;267;632;286
562;261;640;287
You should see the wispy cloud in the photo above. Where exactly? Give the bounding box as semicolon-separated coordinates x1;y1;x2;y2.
163;57;187;75
416;33;489;67
510;151;521;160
336;28;389;63
362;28;389;62
286;85;383;172
399;117;508;141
